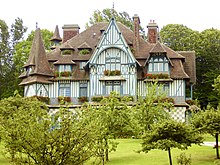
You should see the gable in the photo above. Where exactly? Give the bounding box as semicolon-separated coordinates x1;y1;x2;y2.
89;18;137;66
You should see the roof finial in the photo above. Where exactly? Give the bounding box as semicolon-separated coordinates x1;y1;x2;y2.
112;2;115;18
36;22;38;29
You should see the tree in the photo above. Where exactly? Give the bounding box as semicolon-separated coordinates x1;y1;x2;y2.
195;28;220;108
86;8;144;32
0;95;98;165
213;75;220;97
0;18;27;99
140;119;202;165
160;24;199;51
160;25;220;109
192;106;220;159
134;82;173;135
82;92;134;164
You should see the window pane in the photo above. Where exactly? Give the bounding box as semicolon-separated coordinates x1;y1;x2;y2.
149;63;153;72
59;65;64;72
165;63;169;71
158;63;163;72
65;65;71;71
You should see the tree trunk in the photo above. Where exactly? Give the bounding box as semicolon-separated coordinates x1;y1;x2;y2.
168;147;172;165
216;133;219;159
104;138;109;162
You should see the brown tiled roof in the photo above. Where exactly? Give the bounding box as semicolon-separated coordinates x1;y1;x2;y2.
78;42;92;49
170;59;189;79
149;42;166;53
45;22;192;80
50;25;62;41
60;42;74;50
23;29;53;76
19;28;53;85
53;55;76;65
177;51;196;83
19;75;53;85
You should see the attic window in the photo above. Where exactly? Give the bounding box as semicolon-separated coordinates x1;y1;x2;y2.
26;67;32;76
62;49;73;55
79;49;90;55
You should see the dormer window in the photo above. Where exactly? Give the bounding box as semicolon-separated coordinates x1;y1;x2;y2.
26;67;32;76
61;49;73;55
59;65;71;72
148;55;169;73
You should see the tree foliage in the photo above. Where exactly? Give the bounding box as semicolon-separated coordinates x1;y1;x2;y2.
160;24;220;108
192;106;220;159
86;8;144;32
82;92;134;164
134;82;172;134
140;119;202;165
0;95;98;165
160;24;199;51
0;18;27;99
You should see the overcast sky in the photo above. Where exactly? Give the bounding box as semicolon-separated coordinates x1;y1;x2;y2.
1;0;220;36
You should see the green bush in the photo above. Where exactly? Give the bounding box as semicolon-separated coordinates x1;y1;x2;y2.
31;96;50;104
79;49;90;55
62;49;72;55
78;96;88;103
58;96;71;104
177;152;191;165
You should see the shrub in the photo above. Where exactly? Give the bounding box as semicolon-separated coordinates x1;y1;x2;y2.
79;49;90;55
154;97;175;104
31;96;50;104
78;96;88;103
177;152;191;165
104;70;121;76
145;73;169;79
91;96;104;102
58;96;71;104
62;49;72;55
60;71;72;77
54;71;59;77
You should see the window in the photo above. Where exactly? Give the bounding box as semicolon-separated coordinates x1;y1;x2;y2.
105;50;121;71
80;62;87;70
26;67;32;76
59;83;71;97
79;82;87;97
148;56;169;72
105;81;121;95
59;65;71;72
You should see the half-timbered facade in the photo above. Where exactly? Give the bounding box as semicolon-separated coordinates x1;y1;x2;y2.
19;15;196;121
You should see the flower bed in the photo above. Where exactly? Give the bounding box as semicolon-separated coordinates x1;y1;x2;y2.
104;70;121;76
145;73;169;79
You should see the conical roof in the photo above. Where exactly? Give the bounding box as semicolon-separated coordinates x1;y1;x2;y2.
20;28;53;85
50;25;62;41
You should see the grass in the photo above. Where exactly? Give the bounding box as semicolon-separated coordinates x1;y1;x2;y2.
0;134;217;165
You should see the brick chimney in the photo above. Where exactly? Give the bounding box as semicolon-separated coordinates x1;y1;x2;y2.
133;14;140;55
147;20;158;43
62;24;80;43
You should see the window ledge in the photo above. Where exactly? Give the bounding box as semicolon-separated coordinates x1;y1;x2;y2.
144;78;173;82
99;76;126;81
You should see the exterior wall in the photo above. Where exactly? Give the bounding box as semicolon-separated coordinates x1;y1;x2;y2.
25;83;49;97
170;106;187;122
169;79;185;104
90;48;137;97
25;84;36;96
137;80;146;96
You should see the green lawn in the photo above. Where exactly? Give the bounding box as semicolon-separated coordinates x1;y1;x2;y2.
0;134;218;165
